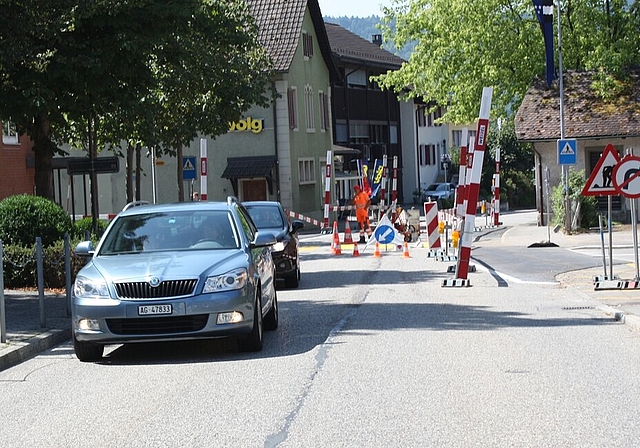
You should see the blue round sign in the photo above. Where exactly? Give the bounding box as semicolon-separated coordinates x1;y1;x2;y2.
374;225;395;244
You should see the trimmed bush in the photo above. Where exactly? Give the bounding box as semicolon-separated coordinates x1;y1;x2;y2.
73;216;109;240
0;194;73;247
2;239;87;289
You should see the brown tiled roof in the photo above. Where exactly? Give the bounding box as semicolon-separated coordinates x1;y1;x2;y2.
247;0;338;81
324;22;405;69
515;69;640;142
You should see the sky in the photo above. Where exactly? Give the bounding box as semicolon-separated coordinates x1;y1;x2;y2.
318;0;392;17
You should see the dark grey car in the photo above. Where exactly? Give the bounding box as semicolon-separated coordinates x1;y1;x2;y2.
244;201;304;288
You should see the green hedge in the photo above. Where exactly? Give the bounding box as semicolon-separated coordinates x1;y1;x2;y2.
2;239;88;289
0;194;73;247
0;194;109;289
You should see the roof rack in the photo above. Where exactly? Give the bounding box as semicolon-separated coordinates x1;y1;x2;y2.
122;200;150;211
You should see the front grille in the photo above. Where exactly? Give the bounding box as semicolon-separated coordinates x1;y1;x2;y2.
106;314;209;335
115;279;197;299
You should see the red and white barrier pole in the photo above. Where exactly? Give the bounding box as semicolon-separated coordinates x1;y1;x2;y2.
493;147;501;226
323;150;332;231
454;87;493;283
456;128;469;218
200;139;208;201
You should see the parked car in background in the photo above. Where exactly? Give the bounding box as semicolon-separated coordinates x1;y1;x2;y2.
244;201;304;288
423;182;456;203
71;197;278;362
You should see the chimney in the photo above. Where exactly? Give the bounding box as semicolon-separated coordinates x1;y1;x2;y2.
372;34;382;47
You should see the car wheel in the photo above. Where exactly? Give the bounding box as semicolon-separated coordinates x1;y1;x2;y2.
238;290;263;352
264;289;278;331
284;270;299;288
73;334;104;362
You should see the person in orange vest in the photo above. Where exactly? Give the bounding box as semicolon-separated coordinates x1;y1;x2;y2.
352;184;372;243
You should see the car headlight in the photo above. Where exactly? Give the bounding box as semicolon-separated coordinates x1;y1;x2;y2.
272;241;286;252
204;268;248;293
73;276;110;299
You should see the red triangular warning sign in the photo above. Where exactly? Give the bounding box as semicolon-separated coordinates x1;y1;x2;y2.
582;144;621;196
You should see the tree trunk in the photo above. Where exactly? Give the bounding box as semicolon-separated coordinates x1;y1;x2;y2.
32;114;55;200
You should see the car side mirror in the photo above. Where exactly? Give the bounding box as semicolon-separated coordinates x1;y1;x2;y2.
291;220;304;234
251;232;277;248
74;241;95;258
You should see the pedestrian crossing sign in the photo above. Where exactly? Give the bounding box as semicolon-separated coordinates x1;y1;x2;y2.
557;139;577;165
182;156;197;180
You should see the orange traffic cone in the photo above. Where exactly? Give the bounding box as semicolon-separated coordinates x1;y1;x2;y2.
333;231;342;255
373;241;381;258
403;241;410;258
331;221;338;253
343;221;353;244
352;241;360;257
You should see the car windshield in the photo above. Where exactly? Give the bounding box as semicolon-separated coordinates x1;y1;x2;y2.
246;205;285;229
425;184;445;192
98;210;239;254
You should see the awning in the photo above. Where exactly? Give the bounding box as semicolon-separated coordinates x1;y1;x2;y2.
221;155;277;179
332;145;361;155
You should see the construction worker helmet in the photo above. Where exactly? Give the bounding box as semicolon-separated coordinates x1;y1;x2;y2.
353;185;361;192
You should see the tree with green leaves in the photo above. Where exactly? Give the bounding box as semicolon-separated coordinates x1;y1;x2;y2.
0;0;272;209
376;0;640;123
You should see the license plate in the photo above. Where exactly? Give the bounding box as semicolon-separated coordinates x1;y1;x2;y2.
138;304;172;316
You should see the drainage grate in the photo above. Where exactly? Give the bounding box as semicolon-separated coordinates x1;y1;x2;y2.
562;306;596;310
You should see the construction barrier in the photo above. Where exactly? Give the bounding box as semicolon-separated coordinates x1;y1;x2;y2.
424;202;441;249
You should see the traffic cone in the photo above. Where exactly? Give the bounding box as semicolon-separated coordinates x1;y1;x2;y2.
343;221;353;244
352;241;360;257
373;241;381;258
331;221;338;253
403;241;410;258
333;230;342;255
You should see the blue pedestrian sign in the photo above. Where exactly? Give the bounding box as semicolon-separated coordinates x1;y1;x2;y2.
557;139;577;165
182;156;197;180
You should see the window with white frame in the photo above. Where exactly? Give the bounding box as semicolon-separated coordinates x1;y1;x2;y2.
304;85;315;131
302;32;314;58
318;91;329;131
287;87;298;130
2;121;19;145
298;158;315;184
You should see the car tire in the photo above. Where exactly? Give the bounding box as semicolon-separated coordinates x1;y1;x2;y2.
238;290;263;352
284;270;299;288
264;290;278;331
73;334;104;362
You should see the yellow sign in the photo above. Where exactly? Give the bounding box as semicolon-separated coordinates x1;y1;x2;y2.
229;117;264;134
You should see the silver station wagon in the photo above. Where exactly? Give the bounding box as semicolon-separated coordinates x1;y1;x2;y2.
71;197;278;362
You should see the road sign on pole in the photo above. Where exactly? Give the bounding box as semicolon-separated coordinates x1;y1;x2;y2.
612;155;640;199
182;156;196;181
557;138;577;165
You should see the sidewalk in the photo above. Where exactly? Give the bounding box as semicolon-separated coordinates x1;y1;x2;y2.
0;291;71;372
496;210;640;333
0;209;638;372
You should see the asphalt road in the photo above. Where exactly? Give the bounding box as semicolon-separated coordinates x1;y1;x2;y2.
1;232;639;447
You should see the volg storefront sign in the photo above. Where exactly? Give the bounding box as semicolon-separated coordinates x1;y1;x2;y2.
228;117;264;134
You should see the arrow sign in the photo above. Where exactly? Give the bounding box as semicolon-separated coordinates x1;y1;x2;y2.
582;144;621;196
612;155;640;199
